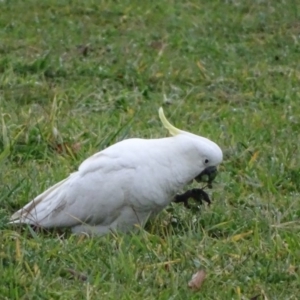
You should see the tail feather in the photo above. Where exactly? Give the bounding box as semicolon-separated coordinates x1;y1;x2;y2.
10;177;69;222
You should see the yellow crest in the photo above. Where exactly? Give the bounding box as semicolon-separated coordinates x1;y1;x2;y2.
158;107;183;136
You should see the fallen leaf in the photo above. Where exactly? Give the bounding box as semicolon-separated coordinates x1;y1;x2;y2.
287;264;298;275
77;45;89;57
250;294;261;300
150;40;164;50
71;142;81;153
188;269;206;291
65;268;88;281
51;142;81;155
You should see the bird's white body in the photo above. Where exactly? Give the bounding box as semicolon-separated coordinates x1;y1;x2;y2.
11;108;223;235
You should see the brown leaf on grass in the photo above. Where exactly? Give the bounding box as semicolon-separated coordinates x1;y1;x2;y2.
76;45;89;57
250;295;262;300
71;142;81;153
287;264;298;275
52;142;81;155
65;268;88;281
150;40;165;50
188;269;206;291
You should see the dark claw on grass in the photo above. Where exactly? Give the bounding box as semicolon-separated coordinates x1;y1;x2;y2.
173;188;211;209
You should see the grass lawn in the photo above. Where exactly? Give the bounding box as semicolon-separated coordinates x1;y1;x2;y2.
1;0;300;299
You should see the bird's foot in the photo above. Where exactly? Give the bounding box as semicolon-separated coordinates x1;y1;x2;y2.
173;188;211;209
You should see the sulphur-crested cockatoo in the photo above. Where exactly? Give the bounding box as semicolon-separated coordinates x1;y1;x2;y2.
10;108;223;235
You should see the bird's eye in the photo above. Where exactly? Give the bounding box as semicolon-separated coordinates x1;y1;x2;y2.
204;159;209;164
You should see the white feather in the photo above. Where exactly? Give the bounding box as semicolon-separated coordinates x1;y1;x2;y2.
10;108;223;235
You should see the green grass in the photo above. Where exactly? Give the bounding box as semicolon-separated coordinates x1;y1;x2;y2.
1;0;300;298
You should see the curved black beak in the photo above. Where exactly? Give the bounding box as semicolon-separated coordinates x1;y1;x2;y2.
195;166;218;187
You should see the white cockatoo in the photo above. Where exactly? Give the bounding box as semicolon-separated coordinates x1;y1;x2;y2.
10;108;223;235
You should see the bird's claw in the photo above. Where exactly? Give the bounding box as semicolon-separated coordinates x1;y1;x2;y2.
173;188;211;208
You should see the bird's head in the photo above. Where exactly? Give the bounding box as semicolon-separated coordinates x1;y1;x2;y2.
191;136;223;186
158;107;223;186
